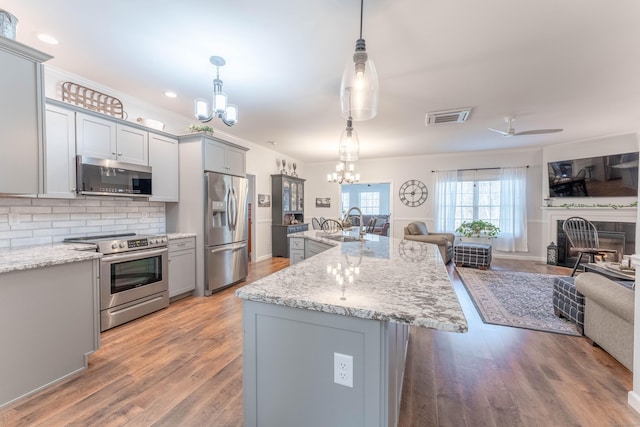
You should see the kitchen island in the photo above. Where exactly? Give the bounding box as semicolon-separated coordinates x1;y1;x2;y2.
0;244;101;409
236;230;467;427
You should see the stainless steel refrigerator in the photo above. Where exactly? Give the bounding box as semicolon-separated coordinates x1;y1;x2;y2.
204;171;248;295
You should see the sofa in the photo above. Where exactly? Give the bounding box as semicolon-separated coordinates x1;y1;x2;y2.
349;214;390;236
403;221;454;264
575;272;634;370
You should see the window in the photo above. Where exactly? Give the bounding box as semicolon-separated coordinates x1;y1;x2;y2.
359;192;380;215
454;179;501;229
434;166;528;252
340;183;390;216
341;192;350;213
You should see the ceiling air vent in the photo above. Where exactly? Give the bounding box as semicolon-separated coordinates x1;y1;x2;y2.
425;108;472;126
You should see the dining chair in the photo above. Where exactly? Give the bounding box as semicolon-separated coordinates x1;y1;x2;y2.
562;216;617;276
311;217;322;230
321;219;343;233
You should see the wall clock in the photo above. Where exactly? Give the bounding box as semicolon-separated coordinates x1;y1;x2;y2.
399;180;428;207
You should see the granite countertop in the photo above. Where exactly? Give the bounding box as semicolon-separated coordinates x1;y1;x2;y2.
236;230;468;333
167;233;197;240
0;233;195;274
0;243;101;274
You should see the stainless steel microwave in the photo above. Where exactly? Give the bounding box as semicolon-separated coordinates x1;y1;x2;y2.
76;155;152;197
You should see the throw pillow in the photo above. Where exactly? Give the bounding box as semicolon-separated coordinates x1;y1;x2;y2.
407;222;428;236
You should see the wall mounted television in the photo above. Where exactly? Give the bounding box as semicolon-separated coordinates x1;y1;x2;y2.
547;151;638;197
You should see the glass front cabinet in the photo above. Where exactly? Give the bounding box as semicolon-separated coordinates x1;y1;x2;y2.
271;174;307;257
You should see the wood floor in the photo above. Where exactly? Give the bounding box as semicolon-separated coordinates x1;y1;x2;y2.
1;257;639;426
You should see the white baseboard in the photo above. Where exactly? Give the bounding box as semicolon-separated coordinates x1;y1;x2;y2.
628;390;640;414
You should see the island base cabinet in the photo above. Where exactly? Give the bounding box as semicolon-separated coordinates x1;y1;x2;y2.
242;300;409;427
0;260;99;409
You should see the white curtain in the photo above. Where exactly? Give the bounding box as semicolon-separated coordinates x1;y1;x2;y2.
496;166;528;252
434;170;458;232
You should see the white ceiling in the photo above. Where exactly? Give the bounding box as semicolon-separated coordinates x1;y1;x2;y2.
4;0;640;163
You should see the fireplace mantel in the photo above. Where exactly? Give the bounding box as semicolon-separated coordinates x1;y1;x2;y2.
543;206;638;250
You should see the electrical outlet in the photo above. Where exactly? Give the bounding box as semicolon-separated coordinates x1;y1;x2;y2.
8;213;20;226
334;352;353;388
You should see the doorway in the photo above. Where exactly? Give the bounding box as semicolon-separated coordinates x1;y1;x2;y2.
247;173;256;263
340;182;391;235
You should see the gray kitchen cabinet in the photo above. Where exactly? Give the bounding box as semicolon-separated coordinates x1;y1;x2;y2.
76;112;148;165
272;174;306;257
0;259;100;408
289;237;305;264
168;237;196;299
0;38;51;194
204;137;247;177
305;239;332;258
43;103;77;198
289;237;332;264
149;132;179;202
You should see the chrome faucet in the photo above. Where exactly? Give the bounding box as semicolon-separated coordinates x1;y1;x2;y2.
345;206;365;238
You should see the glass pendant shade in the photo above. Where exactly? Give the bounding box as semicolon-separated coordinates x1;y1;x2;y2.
339;124;360;161
340;40;379;121
213;91;227;114
194;98;210;121
224;104;238;126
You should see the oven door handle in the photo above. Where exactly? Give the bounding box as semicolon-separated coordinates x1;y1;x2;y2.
101;247;168;263
209;242;247;254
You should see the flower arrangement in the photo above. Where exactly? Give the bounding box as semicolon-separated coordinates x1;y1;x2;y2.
455;220;500;238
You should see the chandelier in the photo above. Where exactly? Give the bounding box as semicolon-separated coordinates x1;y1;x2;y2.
327;161;360;184
339;0;379;121
194;56;238;127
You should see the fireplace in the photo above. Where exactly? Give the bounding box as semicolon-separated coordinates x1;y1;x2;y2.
556;220;635;268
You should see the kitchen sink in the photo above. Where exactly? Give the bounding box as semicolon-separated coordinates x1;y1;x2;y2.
317;233;366;242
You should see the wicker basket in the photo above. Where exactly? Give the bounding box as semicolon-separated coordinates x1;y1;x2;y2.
61;81;126;119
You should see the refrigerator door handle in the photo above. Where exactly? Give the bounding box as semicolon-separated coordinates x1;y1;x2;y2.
226;188;234;231
230;187;238;230
209;242;247;254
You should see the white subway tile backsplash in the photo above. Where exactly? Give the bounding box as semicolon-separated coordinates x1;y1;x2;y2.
0;197;166;248
52;220;88;228
12;236;55;247
11;222;53;231
10;206;52;214
32;213;71;222
0;230;33;240
73;199;102;207
87;206;114;214
69;213;102;221
32;199;70;207
33;228;72;237
0;198;31;206
52;206;88;214
87;219;116;227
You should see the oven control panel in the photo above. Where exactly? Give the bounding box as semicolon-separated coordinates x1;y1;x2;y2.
98;235;168;254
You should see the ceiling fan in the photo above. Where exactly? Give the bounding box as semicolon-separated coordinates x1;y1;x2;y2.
489;116;563;137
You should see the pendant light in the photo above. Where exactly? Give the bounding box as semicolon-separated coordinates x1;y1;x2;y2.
194;56;238;127
340;0;379;121
339;115;359;161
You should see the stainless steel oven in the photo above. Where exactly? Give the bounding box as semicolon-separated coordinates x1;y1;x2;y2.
66;233;169;331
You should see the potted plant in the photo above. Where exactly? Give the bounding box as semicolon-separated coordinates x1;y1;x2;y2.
455;220;500;243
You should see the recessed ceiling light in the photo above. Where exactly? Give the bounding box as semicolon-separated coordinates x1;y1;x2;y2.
37;33;58;45
164;91;177;98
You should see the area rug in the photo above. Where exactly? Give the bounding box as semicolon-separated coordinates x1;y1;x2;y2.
456;267;581;336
